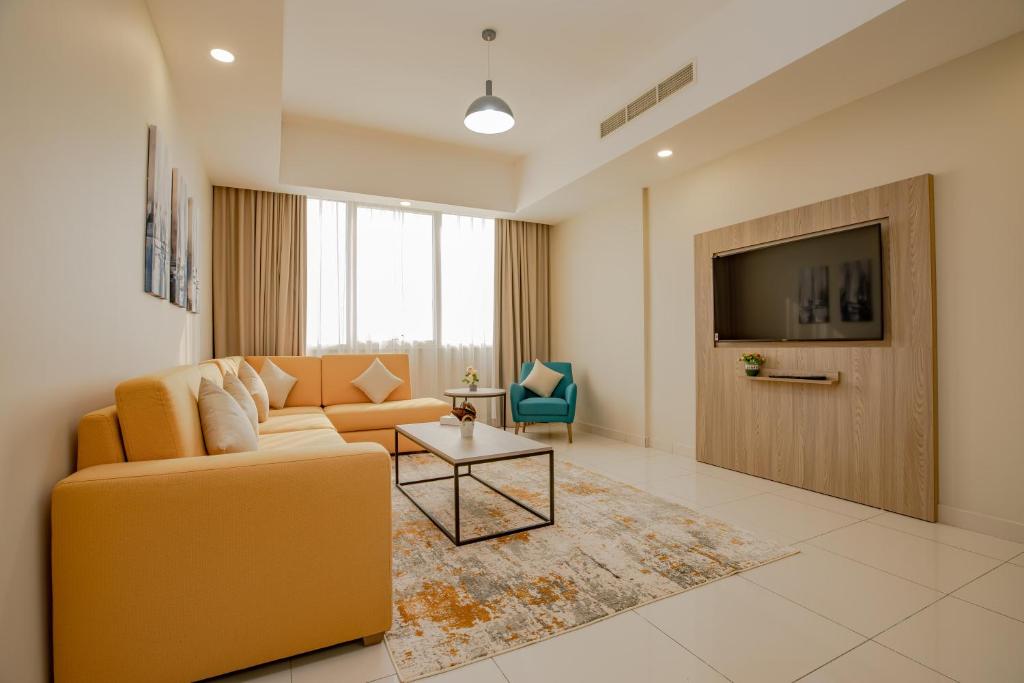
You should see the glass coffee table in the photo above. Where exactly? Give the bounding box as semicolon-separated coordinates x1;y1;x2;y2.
395;421;554;546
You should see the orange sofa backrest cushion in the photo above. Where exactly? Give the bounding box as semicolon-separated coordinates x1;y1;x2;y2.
244;356;322;407
321;354;412;405
114;363;223;461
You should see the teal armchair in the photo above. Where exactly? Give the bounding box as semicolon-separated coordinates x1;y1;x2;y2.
510;361;577;442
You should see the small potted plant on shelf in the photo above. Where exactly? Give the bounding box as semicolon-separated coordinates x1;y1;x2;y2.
740;352;767;377
462;365;480;392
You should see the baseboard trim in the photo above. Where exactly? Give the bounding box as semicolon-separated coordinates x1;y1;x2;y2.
573;422;698;458
575;422;646;447
646;437;695;458
938;504;1024;543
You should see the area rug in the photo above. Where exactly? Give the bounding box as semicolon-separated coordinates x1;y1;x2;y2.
384;453;796;681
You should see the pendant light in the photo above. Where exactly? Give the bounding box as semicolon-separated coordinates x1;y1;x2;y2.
464;29;515;135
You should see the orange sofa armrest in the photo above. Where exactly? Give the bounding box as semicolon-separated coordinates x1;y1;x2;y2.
52;444;393;683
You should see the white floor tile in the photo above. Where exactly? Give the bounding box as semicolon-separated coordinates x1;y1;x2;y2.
743;544;942;636
1012;552;1024;567
636;576;863;683
954;562;1024;622
641;472;762;509
870;512;1024;560
800;641;952;682
877;597;1024;682
772;486;883;520
206;661;291;683
291;641;395;683
494;610;727;683
810;522;1001;593
694;462;788;491
564;451;698;488
407;658;508;682
704;493;859;544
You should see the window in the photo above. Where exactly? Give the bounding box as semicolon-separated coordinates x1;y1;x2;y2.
441;213;494;346
306;198;347;349
306;198;495;352
355;207;434;343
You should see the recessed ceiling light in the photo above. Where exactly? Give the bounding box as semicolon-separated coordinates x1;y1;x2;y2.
657;149;673;158
399;201;411;207
210;48;235;63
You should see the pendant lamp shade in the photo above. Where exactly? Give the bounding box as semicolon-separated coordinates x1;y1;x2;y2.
464;29;515;135
464;79;515;134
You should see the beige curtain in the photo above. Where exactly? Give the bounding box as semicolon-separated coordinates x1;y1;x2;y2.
494;220;551;402
213;187;306;357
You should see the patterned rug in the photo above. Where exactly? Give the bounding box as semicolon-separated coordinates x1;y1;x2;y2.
385;453;796;681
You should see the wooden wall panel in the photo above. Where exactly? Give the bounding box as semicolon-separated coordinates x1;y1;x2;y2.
694;175;936;521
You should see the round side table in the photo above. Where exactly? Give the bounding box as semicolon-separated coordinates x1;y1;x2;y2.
443;387;507;430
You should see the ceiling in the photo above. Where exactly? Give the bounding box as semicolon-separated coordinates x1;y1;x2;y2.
282;0;726;156
147;0;1024;223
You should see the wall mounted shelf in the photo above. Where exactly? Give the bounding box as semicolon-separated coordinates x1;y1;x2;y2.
744;370;839;385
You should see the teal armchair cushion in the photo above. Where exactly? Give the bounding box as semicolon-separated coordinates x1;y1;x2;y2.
518;397;569;417
510;361;577;424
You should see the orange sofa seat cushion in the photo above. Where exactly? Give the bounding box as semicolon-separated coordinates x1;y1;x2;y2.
244;356;322;407
257;428;345;451
258;408;334;435
340;428;423;455
323;398;449;433
321;354;412;405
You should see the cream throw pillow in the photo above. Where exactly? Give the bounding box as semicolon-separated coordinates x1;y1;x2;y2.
260;359;298;409
198;378;258;455
352;358;404;404
222;372;259;433
521;360;564;398
238;360;270;422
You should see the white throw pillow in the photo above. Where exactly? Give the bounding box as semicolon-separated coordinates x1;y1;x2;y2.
222;372;259;433
198;377;258;455
238;360;270;422
352;357;404;404
260;358;298;409
521;360;564;398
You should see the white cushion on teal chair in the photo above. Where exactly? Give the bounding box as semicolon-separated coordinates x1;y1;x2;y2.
521;359;564;398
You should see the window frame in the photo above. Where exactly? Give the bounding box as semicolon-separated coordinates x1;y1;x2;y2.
307;197;494;349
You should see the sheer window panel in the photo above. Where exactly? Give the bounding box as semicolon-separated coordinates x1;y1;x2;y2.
441;214;494;347
356;207;434;343
306;198;347;349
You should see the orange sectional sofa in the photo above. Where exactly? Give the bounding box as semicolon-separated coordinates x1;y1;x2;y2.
52;353;449;682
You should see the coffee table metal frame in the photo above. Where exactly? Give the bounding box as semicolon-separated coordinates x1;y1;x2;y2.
394;426;554;546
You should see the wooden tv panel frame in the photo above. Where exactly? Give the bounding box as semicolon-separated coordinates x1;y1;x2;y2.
694;175;937;521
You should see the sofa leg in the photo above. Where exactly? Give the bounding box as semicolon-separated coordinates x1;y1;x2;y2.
363;632;385;646
567;423;573;443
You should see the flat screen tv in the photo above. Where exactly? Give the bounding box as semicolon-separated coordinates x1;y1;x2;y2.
713;221;884;342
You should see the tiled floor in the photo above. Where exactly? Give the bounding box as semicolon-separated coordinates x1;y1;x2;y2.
214;428;1024;683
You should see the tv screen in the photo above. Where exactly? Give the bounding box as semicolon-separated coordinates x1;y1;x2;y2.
713;222;884;342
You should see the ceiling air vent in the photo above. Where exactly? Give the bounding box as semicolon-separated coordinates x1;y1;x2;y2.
599;61;696;138
627;87;658;120
600;108;627;138
658;63;695;100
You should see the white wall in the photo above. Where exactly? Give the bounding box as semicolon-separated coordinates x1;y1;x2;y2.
0;0;212;679
281;114;521;212
550;190;646;444
552;33;1024;538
